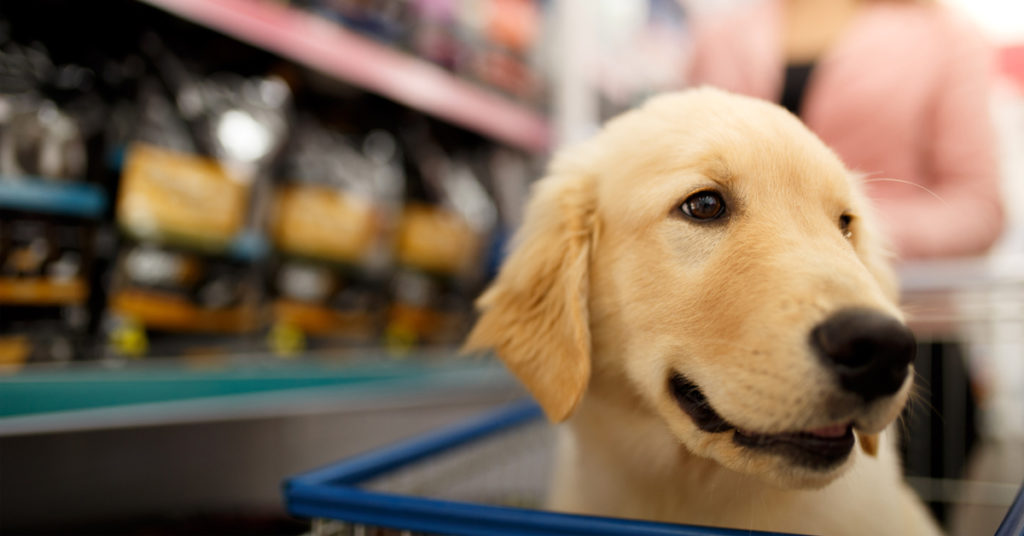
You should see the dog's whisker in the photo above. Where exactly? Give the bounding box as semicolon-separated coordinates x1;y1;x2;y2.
860;177;1002;231
897;413;914;440
905;370;943;423
861;177;947;203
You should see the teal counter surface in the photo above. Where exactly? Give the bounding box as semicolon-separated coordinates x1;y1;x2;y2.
0;354;511;429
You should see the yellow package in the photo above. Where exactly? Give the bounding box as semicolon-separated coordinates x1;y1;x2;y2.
271;184;378;263
396;204;479;275
118;143;249;244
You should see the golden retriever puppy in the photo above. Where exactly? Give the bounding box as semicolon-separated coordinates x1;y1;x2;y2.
465;88;941;535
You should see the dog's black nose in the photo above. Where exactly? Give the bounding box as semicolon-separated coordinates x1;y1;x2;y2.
810;308;916;402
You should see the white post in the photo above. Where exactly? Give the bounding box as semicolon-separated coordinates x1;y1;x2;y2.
552;0;599;148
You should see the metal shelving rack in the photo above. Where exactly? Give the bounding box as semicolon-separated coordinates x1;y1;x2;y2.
136;0;552;154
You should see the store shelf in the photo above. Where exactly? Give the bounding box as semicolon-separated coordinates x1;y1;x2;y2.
0;354;517;436
136;0;551;153
0;176;107;219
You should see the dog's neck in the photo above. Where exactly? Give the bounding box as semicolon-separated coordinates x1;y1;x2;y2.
553;382;938;535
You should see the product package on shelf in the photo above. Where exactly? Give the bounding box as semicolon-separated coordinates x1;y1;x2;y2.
106;243;265;357
118;142;252;248
295;0;413;45
385;131;498;352
106;40;292;358
0;41;107;368
266;120;403;355
0;215;95;366
293;0;550;108
0;42;94;183
447;0;547;106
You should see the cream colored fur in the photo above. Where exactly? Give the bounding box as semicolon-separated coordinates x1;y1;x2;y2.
465;88;941;535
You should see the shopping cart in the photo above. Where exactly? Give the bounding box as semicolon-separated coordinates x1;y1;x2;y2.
284;399;1024;536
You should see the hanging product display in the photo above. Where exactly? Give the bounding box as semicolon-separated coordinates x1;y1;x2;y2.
107;40;292;357
267;121;403;354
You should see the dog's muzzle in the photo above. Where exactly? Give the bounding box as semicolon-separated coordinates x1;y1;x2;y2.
810;308;916;402
667;308;914;470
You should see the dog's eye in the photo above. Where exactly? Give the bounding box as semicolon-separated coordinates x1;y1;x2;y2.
680;191;727;221
839;214;853;240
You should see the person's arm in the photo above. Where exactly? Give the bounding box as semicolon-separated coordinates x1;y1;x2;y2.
877;15;1005;259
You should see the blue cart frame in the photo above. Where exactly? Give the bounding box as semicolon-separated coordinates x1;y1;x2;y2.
285;400;1024;536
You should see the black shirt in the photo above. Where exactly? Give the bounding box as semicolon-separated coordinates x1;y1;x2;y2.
780;62;816;117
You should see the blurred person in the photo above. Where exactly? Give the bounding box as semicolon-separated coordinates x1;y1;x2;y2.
687;0;1005;260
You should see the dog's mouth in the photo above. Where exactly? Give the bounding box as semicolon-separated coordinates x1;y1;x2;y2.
669;373;855;469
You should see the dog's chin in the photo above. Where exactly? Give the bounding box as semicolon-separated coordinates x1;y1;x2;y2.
665;372;904;489
701;431;857;489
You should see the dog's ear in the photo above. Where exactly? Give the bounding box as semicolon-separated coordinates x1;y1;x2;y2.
462;164;597;423
858;432;880;457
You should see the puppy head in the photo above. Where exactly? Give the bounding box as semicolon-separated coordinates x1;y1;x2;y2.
465;88;911;488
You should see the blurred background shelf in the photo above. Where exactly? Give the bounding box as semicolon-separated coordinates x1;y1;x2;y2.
137;0;551;153
0;176;107;219
0;0;555;366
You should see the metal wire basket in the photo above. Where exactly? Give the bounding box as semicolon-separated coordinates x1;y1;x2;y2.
284;400;1024;536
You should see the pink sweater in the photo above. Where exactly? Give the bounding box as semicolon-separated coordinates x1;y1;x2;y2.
688;0;1005;260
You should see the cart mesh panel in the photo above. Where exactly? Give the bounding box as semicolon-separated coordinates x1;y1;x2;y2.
363;419;555;508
